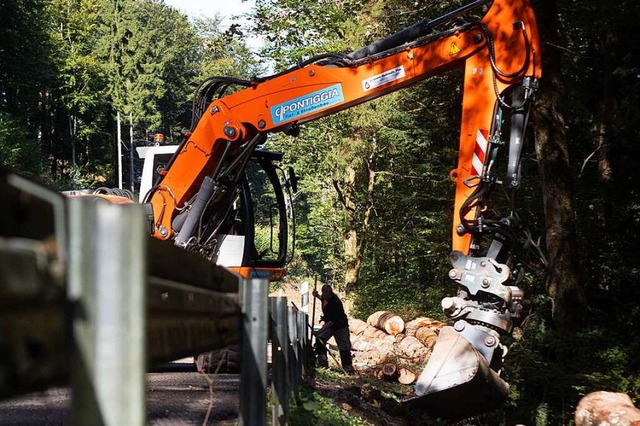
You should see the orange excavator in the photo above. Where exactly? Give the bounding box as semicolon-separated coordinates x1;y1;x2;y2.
142;0;540;417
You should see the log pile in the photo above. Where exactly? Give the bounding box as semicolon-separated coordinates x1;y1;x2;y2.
345;311;447;385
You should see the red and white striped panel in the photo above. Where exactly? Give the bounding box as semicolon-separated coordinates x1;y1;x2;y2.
472;129;489;176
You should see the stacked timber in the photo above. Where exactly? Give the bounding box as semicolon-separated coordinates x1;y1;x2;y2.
374;364;418;385
395;336;430;362
349;318;394;365
344;312;447;385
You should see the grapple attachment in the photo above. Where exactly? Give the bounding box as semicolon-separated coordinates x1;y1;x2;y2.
402;325;508;420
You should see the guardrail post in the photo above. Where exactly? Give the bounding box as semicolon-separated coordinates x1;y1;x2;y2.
297;311;308;377
68;199;147;426
287;306;299;400
239;278;267;426
269;297;289;425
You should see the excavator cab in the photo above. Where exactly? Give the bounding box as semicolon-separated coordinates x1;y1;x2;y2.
216;149;296;281
141;144;296;281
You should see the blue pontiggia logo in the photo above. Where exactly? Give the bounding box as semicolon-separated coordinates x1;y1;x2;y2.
271;84;344;125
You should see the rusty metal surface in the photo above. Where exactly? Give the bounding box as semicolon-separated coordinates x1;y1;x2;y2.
1;169;245;421
147;238;240;294
1;168;243;397
146;238;242;365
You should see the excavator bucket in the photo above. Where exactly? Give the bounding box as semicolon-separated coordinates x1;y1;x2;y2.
402;326;509;419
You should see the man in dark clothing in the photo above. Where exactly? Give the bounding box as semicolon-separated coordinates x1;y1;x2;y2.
312;284;355;374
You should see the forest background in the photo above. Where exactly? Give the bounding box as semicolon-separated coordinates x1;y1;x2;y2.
1;0;639;423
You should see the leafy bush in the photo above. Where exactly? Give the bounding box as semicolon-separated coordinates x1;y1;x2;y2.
0;115;44;177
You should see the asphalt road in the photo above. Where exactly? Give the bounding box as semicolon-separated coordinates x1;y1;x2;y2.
0;361;240;425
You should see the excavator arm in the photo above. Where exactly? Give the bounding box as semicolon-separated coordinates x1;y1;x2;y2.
147;0;541;417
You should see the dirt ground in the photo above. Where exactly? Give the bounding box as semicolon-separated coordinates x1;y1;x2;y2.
0;363;240;425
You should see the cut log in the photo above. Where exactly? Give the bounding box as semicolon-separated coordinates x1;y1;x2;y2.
383;334;396;344
349;318;368;335
375;368;384;381
575;391;640;426
367;311;405;335
362;324;389;340
374;364;399;381
405;317;446;336
351;338;377;352
395;335;431;362
398;367;417;385
350;333;393;367
382;364;397;379
350;333;394;352
396;335;424;354
415;327;439;350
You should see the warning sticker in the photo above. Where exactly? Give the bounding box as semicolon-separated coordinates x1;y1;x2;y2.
362;66;406;91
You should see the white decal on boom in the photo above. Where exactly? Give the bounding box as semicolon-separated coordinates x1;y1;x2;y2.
362;66;406;91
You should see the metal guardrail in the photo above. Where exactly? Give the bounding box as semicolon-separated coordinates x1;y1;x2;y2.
269;297;311;426
0;167;312;425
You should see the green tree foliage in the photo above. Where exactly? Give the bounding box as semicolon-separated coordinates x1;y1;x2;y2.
0;115;43;176
0;0;56;177
51;0;110;186
506;0;640;422
253;0;360;67
1;0;209;187
194;16;264;78
561;0;640;302
95;0;199;132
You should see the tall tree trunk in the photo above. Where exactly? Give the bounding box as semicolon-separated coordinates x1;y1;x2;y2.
533;0;587;330
333;141;377;295
595;30;617;230
340;163;359;293
579;30;617;228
